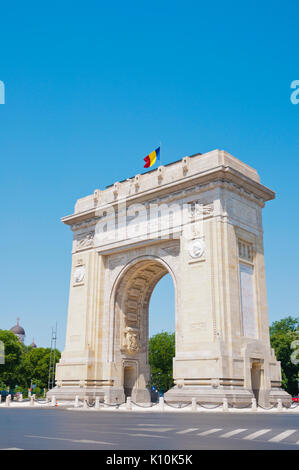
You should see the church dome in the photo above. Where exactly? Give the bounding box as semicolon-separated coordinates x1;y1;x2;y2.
10;324;25;335
10;318;25;341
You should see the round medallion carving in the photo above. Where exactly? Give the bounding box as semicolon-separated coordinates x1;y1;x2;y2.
73;266;85;283
188;239;205;259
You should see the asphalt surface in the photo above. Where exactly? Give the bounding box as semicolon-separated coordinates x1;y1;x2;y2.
0;408;298;450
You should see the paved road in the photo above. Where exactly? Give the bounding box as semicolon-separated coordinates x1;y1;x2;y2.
0;408;298;450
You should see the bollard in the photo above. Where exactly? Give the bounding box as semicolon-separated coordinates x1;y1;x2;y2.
251;398;257;412
95;397;100;410
83;398;88;409
159;396;164;411
51;395;56;407
126;396;132;411
19;393;23;402
277;398;283;412
5;395;10;407
191;397;197;412
74;395;79;408
222;398;228;412
30;395;35;406
104;394;108;408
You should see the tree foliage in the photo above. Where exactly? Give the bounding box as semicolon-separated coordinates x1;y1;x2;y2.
270;316;299;395
20;347;61;389
0;330;24;388
0;330;60;392
148;332;175;393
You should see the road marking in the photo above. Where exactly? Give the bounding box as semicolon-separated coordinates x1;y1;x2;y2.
0;448;23;450
125;433;169;438
24;435;115;445
89;430;169;439
268;430;297;443
137;424;162;426
243;429;271;440
220;429;247;438
198;428;222;436
176;428;199;434
124;427;174;433
72;438;116;444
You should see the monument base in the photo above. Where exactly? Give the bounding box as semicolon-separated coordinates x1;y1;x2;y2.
164;385;253;406
46;386;125;404
131;388;151;403
46;384;291;408
267;388;292;407
164;385;292;407
46;386;151;404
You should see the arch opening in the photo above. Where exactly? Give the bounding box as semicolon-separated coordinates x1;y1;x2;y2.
148;274;175;399
113;257;176;402
251;361;263;404
149;273;175;338
123;365;137;399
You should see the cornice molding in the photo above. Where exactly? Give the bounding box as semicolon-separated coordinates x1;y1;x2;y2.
62;166;274;228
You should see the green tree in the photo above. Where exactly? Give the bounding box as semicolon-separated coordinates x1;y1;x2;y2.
0;330;24;389
270;316;299;396
20;347;61;390
0;331;61;394
148;332;175;393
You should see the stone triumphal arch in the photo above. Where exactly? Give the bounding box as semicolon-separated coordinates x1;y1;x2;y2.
49;149;290;405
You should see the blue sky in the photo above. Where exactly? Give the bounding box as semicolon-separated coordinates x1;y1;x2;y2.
0;1;298;350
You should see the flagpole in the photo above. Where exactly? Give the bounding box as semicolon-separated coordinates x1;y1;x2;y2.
160;141;162;165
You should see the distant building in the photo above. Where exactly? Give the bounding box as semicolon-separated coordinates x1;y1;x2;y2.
30;339;37;348
10;318;25;344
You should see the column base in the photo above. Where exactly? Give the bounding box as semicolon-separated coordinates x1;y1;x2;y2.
164;385;292;407
46;386;152;404
131;388;151;403
266;388;292;407
164;385;253;406
46;386;125;404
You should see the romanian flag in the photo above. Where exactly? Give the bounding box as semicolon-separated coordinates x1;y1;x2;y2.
144;146;160;168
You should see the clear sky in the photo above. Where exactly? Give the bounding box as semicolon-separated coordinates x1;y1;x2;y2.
0;1;298;350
